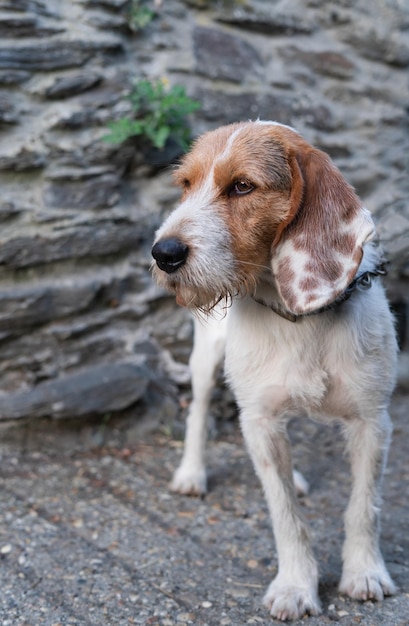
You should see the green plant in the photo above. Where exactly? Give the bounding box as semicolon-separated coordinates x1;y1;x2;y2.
103;79;200;152
128;0;155;32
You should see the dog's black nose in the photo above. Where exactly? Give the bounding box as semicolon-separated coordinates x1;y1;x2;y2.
152;237;189;274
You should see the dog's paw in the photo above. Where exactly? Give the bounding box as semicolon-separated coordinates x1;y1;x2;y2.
169;463;207;496
339;567;397;602
263;580;321;621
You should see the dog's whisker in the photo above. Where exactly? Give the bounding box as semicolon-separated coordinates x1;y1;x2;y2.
237;259;271;271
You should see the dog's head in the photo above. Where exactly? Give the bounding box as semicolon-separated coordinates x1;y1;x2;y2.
152;121;375;315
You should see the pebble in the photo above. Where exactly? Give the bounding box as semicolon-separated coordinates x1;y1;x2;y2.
226;586;250;599
201;601;212;608
176;613;195;622
71;518;83;528
0;544;12;555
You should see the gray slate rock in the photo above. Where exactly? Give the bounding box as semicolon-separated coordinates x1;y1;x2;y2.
0;360;150;420
44;71;103;99
44;174;120;210
216;4;316;35
0;220;145;268
0;146;46;170
0;69;30;84
0;91;19;123
0;39;123;71
0;281;101;332
342;28;409;67
193;25;263;83
279;45;356;79
0;14;64;38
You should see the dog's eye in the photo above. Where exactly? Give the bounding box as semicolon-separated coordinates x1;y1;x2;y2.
230;180;254;196
183;179;191;189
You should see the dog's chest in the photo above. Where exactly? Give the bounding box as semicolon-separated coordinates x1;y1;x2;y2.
224;299;333;413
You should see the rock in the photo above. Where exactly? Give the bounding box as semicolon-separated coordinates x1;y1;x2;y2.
196;88;336;133
0;1;57;15
342;27;409;67
0;360;150;420
44;134;134;173
48;77;129;128
193;25;263;83
64;331;126;369
45;165;117;181
0;145;46;170
294;101;338;132
85;0;129;8
0;220;145;269
44;174;121;210
0;201;22;221
44;310;116;341
0;14;64;38
43;71;103;99
279;45;355;79
0;69;30;84
50;107;99;130
216;3;316;35
398;353;409;389
195;89;293;126
0;280;102;332
181;0;208;8
0;90;19;123
378;210;409;264
86;11;129;31
0;38;123;71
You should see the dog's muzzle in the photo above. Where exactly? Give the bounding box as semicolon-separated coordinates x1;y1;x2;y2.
152;237;189;274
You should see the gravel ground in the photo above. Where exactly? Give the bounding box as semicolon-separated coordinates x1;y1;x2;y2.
0;391;408;626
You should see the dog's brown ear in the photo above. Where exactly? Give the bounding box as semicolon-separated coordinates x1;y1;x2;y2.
271;144;375;316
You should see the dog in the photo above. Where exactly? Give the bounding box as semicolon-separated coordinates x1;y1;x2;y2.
151;121;398;620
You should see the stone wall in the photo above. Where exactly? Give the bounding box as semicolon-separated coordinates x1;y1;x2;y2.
0;0;408;423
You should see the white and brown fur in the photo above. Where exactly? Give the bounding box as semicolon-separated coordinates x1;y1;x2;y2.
151;121;397;621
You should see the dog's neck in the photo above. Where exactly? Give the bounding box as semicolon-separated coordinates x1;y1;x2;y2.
251;263;387;323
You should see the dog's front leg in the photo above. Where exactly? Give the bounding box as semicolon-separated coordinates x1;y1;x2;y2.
339;410;396;600
170;313;227;496
241;412;321;621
